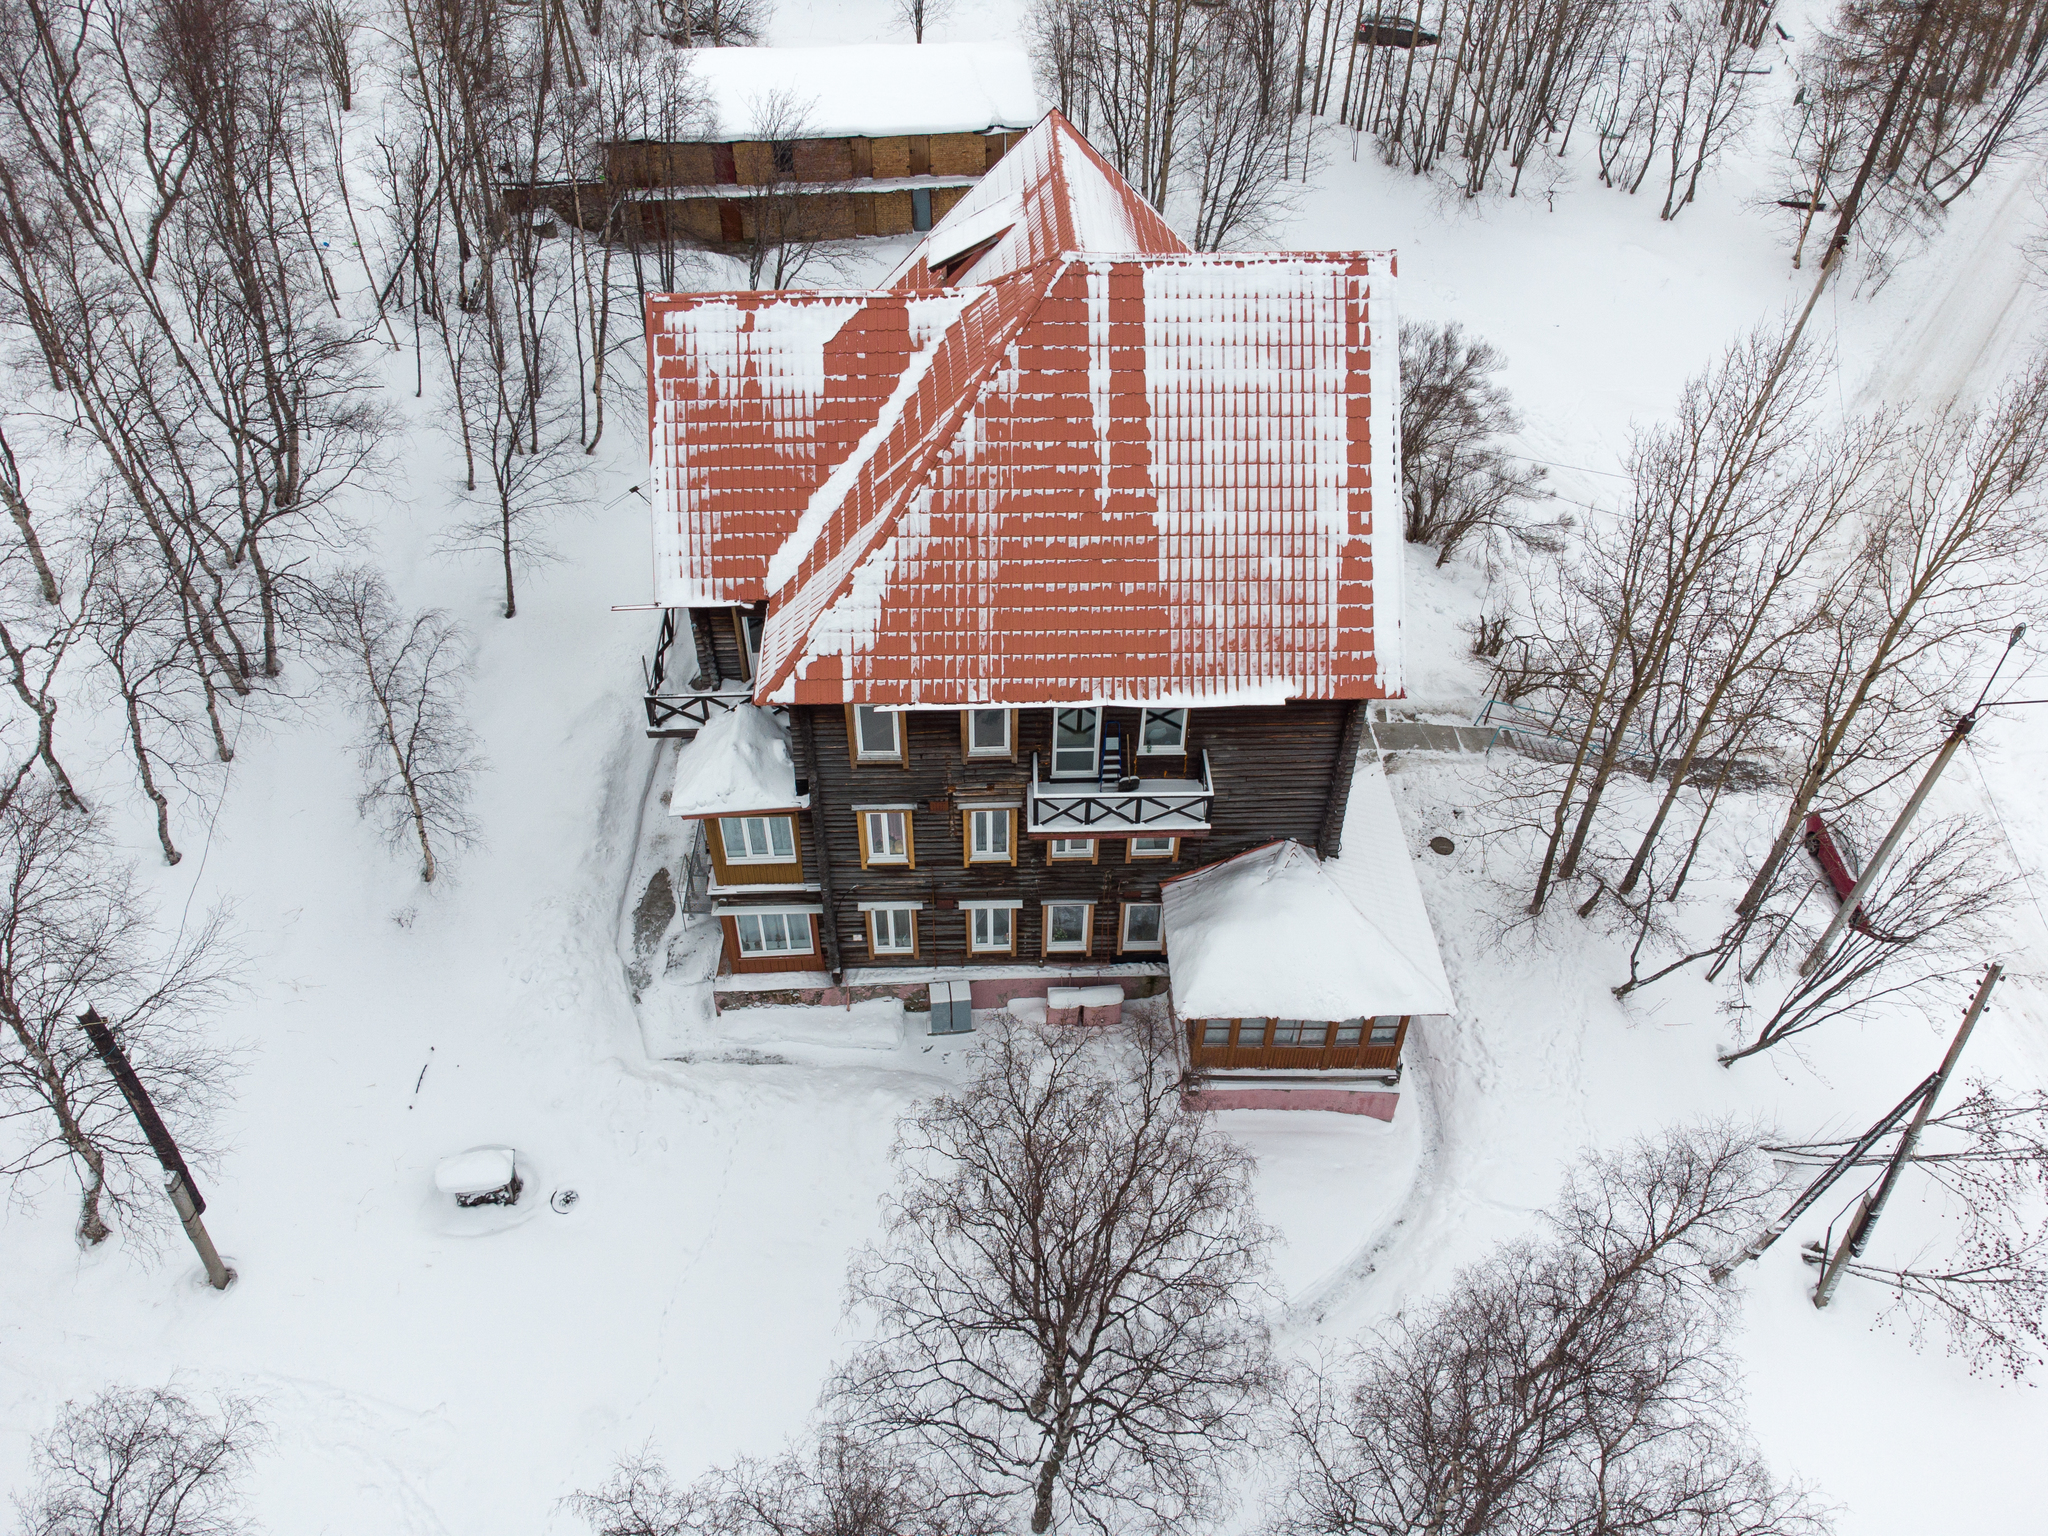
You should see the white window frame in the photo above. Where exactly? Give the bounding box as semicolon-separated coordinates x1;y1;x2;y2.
1047;837;1096;861
718;815;796;864
965;708;1012;758
968;807;1012;863
1370;1016;1404;1046
1126;836;1177;861
1050;707;1101;779
730;909;814;958
969;906;1014;954
1043;901;1093;954
860;809;911;866
1119;901;1164;952
1137;708;1188;755
853;705;902;762
867;906;918;955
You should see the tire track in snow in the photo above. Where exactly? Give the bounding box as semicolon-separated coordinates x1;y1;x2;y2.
1854;169;2042;409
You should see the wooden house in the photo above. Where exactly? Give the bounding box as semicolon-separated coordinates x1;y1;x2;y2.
636;111;1454;1116
597;44;1036;245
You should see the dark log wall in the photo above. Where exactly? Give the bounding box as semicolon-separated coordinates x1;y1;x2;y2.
676;605;759;688
764;701;1353;972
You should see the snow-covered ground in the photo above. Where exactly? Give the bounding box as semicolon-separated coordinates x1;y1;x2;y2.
6;1;2048;1530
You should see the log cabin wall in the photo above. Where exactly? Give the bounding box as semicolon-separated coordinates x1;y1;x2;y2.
592;132;1014;245
790;700;1351;971
678;605;755;685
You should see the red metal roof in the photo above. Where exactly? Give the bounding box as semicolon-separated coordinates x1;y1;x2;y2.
645;111;1402;707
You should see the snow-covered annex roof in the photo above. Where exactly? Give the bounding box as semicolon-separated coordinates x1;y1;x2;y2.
645;111;1402;708
681;45;1039;140
1160;760;1452;1021
667;703;803;819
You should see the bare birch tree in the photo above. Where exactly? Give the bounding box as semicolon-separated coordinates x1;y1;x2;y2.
1726;354;2048;940
0;784;239;1248
314;570;483;884
831;1023;1274;1536
1525;325;1827;913
13;1386;264;1536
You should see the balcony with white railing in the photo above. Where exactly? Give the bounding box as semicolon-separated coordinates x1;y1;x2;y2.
1026;750;1214;836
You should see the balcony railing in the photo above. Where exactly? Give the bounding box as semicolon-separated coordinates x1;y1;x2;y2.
641;609;772;736
1027;751;1214;835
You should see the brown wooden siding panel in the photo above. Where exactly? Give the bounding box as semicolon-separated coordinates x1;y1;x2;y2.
869;135;911;177
801;701;1352;972
719;914;822;972
927;132;985;175
707;816;804;887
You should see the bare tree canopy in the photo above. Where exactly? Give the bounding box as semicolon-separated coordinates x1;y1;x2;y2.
0;784;240;1247
831;1024;1275;1535
1269;1125;1830;1536
1028;0;1310;248
1397;321;1552;567
1786;0;2048;272
12;1386;264;1536
314;570;484;884
567;1436;1006;1536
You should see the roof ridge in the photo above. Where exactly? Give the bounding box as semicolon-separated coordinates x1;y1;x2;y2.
752;259;1070;700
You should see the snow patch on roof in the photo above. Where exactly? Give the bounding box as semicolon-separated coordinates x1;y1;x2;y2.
761;291;974;594
1161;768;1453;1020
668;703;801;818
1323;755;1453;1010
685;45;1038;139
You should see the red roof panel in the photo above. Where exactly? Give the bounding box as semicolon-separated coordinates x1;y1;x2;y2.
645;112;1403;706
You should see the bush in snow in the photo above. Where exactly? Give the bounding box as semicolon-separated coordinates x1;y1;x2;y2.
1397;321;1552;569
829;1022;1274;1535
13;1386;263;1536
1267;1125;1831;1536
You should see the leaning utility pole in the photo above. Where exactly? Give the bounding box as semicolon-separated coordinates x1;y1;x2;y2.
77;1007;235;1290
1797;625;2025;978
1814;962;2002;1308
1711;1070;1937;1282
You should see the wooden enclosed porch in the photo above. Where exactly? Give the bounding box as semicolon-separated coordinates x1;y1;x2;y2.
1185;1015;1410;1074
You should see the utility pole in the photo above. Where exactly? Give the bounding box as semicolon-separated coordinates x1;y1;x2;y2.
1797;625;2025;979
1710;1070;1936;1282
77;1007;235;1291
1814;963;2001;1307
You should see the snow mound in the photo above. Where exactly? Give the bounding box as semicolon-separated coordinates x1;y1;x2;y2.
434;1147;517;1196
710;998;903;1051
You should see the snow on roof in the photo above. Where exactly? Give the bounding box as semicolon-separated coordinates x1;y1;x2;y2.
886;110;1188;292
644;111;1402;707
668;703;802;818
1160;766;1453;1021
683;45;1038;140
